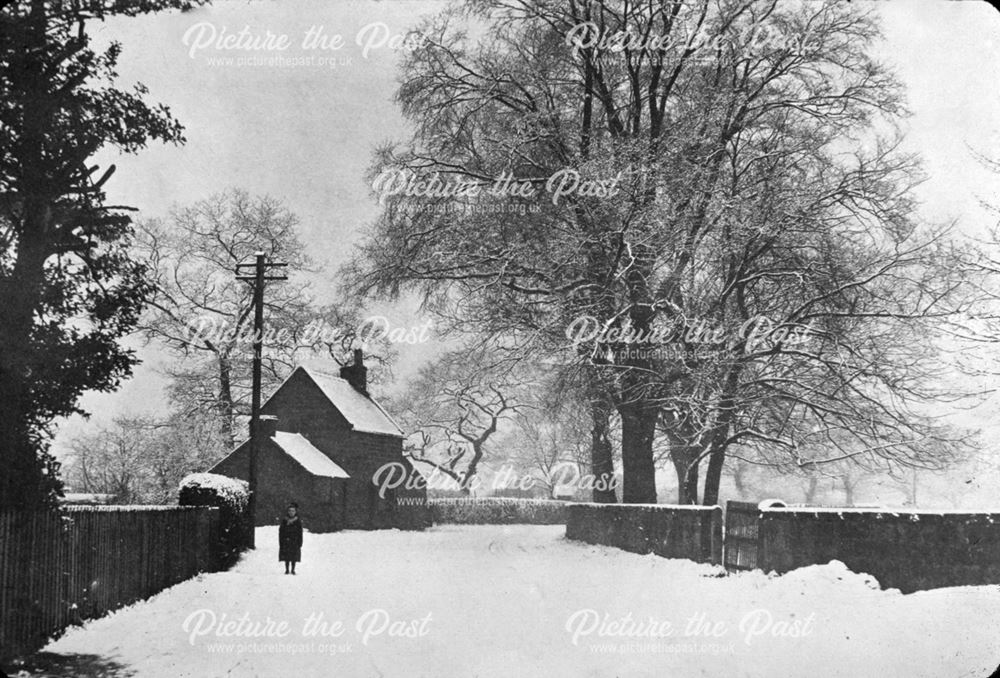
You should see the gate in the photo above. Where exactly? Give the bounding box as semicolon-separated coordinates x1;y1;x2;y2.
724;501;761;571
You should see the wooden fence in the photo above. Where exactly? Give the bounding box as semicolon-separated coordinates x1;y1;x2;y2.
723;501;761;571
0;505;219;662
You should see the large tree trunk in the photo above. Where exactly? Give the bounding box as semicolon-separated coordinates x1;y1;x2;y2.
700;368;742;506
217;353;236;448
618;400;658;503
589;397;617;503
0;1;59;509
673;455;699;504
700;401;738;506
701;443;726;507
664;414;699;504
0;210;57;508
464;443;485;494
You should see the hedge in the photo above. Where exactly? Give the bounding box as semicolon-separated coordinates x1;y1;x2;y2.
429;497;568;525
178;473;252;568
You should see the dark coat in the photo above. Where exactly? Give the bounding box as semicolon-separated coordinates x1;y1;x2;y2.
278;516;303;562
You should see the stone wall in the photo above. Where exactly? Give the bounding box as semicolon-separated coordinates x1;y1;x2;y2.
566;503;723;565
757;508;1000;593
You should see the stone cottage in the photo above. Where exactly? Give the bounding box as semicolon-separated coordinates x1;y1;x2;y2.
209;350;427;531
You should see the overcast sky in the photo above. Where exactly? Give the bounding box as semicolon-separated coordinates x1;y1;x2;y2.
54;0;1000;456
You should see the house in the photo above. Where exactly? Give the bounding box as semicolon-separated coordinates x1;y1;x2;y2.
209;350;427;531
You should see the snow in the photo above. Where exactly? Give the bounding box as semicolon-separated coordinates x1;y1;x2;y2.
58;493;114;505
22;526;1000;678
273;431;350;478
179;473;250;509
299;366;404;437
570;502;722;511
763;506;1000;516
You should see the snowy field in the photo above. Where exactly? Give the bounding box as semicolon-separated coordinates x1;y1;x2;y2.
16;525;1000;678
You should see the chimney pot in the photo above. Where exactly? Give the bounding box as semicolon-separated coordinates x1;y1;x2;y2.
340;348;368;395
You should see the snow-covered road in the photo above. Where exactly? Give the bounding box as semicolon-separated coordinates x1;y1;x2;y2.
17;525;1000;678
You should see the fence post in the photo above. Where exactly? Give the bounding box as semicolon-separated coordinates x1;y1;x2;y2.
710;506;723;566
0;512;10;655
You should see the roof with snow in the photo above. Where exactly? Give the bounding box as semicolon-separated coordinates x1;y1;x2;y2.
289;365;404;438
273;431;350;479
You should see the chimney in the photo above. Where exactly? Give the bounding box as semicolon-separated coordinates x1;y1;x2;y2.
340;348;368;395
252;414;279;442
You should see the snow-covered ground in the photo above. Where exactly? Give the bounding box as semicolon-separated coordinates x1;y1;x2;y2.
16;525;1000;678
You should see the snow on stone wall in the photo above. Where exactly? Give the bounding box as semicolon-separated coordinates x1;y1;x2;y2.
758;508;1000;592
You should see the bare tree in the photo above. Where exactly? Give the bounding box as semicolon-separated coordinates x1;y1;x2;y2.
136;189;377;449
64;412;223;504
393;347;522;493
350;0;971;504
66;416;153;504
503;375;596;498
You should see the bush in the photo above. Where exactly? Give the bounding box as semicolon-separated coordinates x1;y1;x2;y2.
429;498;568;525
178;473;251;569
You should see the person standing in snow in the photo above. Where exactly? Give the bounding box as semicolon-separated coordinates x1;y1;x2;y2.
279;503;303;574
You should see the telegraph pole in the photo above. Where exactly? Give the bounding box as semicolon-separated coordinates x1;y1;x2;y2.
236;251;287;548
